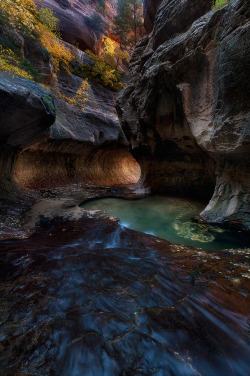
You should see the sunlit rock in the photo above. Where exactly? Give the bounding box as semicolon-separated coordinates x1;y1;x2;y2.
0;72;55;200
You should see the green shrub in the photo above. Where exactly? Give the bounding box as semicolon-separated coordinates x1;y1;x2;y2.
85;14;104;33
96;0;106;12
71;50;125;92
20;58;40;80
212;0;228;10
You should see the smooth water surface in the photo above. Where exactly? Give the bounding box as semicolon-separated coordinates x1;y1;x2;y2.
82;196;248;250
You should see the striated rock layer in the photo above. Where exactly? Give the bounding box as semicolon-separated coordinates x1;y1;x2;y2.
33;0;117;52
0;38;140;198
13;67;140;190
0;73;55;199
117;0;250;230
143;0;163;33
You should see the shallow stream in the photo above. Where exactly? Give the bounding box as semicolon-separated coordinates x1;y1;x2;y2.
82;196;248;251
0;195;249;375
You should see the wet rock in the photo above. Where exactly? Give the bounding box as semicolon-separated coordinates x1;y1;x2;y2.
0;72;55;199
117;0;250;230
0;211;249;375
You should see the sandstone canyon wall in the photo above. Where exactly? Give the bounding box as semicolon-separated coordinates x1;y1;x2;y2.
0;0;141;198
0;73;55;199
117;0;250;230
33;0;117;52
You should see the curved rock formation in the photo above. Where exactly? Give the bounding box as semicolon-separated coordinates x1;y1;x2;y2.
117;0;250;230
15;145;141;189
0;73;55;200
12;65;140;190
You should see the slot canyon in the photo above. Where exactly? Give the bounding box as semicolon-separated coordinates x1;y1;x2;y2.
0;0;249;375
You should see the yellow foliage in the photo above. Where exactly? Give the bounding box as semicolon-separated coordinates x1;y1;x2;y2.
0;0;74;76
54;79;90;112
0;0;90;107
0;0;39;33
39;6;60;34
101;36;116;58
0;47;33;79
70;79;90;112
39;26;74;73
82;49;125;91
100;36;129;68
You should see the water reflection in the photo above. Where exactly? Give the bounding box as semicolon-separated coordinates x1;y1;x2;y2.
81;196;248;251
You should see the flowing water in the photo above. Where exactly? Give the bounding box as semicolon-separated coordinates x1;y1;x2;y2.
0;196;249;376
81;196;248;251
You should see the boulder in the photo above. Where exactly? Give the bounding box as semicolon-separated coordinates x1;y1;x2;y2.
50;69;127;146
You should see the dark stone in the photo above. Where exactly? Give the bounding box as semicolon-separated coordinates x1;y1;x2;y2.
117;0;250;230
152;0;214;49
0;209;249;375
143;0;163;33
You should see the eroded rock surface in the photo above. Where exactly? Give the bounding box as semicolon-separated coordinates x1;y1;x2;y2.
152;0;213;48
33;0;117;52
13;66;138;190
143;0;163;33
117;0;250;230
0;72;55;199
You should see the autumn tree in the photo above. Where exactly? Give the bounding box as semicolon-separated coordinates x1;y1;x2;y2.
100;36;128;69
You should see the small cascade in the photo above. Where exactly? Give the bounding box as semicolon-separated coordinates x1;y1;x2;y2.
104;224;125;248
82;196;249;251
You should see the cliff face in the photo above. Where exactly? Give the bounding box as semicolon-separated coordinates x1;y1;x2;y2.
33;0;117;52
143;0;163;33
0;0;140;198
0;73;55;199
117;0;250;230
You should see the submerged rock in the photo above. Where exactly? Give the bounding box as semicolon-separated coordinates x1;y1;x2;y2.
0;208;249;375
117;0;250;230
